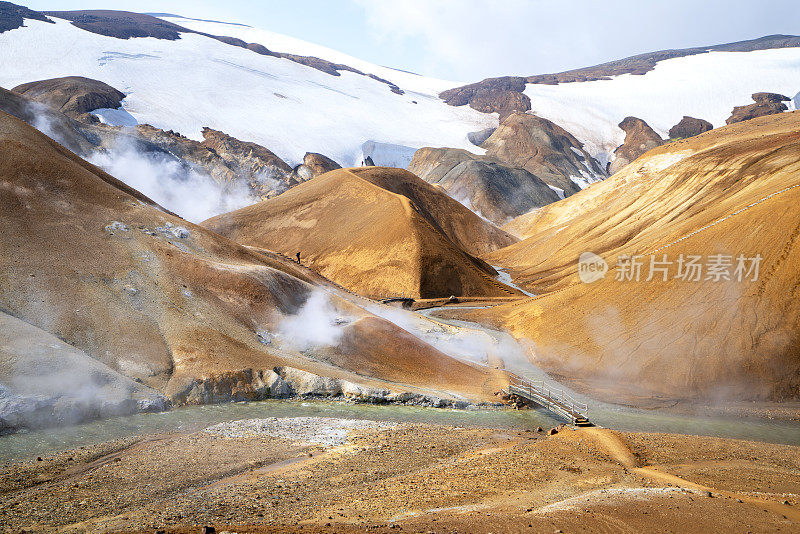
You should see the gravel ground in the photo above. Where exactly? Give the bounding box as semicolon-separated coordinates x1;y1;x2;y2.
202;417;396;445
1;420;798;533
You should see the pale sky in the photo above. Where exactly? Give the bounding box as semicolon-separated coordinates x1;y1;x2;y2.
20;0;800;82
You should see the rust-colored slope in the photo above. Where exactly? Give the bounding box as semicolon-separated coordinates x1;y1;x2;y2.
0;110;308;396
349;166;517;256
0;111;493;404
202;167;521;299
475;111;800;401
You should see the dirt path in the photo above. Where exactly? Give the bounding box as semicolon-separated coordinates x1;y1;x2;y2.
581;427;800;522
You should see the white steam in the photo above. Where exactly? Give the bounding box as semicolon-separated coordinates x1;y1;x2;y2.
29;101;62;142
88;140;254;223
366;303;534;371
23;102;256;223
277;290;350;351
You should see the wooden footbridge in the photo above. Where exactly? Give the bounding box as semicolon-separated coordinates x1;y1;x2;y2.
506;374;592;426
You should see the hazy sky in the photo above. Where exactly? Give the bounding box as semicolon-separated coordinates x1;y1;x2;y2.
21;0;800;82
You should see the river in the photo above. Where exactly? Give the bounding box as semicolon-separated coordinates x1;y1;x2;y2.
1;305;798;464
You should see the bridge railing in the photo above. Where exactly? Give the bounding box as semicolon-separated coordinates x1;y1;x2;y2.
508;373;588;418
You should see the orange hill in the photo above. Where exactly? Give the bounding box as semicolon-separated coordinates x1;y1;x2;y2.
473;111;800;401
0;110;493;411
202;167;520;299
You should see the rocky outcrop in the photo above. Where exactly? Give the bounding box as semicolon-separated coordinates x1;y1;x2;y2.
439;77;531;120
408;147;560;224
134;125;298;198
1;81;301;201
199;127;296;196
167;365;471;408
470;90;532;121
0;2;53;33
12;76;125;116
480;112;606;195
292;152;342;181
608;116;664;175
668;116;713;139
726;92;790;125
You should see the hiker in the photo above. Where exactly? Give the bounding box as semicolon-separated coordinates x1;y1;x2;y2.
295;252;301;264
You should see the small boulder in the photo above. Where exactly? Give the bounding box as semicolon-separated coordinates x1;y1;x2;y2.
668;116;713;139
292;152;341;181
726;92;790;125
608;116;663;175
547;427;559;436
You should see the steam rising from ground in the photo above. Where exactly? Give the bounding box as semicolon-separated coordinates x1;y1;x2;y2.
29;101;61;141
88;140;253;223
25;102;256;223
0;312;167;433
277;291;350;351
366;304;534;372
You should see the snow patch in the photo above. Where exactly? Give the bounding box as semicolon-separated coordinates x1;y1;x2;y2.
524;48;800;162
92;107;138;127
359;140;418;168
493;266;537;297
548;184;566;199
0;18;494;168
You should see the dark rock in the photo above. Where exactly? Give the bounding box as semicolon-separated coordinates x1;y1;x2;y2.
470;90;532;121
293;152;341;181
536;426;544;432
44;10;188;39
547;428;558;436
200;127;294;196
0;2;53;33
202;527;216;534
668;116;713;139
408;147;561;225
726;92;790;125
12;76;125;115
440;76;530;120
608;116;664;175
481;112;606;195
134;124;295;199
245;42;273;55
363;155;375;166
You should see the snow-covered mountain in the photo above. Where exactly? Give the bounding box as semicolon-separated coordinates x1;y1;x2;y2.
1;6;799;179
520;48;800;166
0;12;494;168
